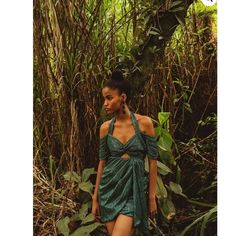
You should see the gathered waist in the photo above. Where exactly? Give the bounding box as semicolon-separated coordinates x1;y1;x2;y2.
108;155;144;161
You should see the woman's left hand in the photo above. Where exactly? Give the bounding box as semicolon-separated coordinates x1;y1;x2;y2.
148;197;157;219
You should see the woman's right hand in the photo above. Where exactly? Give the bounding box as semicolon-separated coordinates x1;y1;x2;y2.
92;199;101;222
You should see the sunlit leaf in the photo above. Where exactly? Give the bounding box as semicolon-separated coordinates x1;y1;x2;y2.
79;181;93;194
63;171;81;183
156;174;167;199
159;197;176;220
78;203;89;220
56;216;70;236
169;181;187;198
82;168;96;182
158;112;170;126
81;213;96;225
157;161;173;175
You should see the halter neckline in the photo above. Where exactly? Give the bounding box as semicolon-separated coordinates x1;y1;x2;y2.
108;111;140;145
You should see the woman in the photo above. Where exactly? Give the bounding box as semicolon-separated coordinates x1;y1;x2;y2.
92;70;158;236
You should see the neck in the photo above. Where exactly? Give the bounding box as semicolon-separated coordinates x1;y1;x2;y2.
115;105;131;121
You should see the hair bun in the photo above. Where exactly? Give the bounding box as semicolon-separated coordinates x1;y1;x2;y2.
111;69;124;81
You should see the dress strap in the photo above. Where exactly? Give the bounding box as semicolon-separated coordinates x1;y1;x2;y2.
130;112;141;134
108;112;140;135
108;115;116;135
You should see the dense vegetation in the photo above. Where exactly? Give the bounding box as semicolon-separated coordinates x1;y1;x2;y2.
33;0;217;235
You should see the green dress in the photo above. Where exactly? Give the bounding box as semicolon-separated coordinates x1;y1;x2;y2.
98;111;158;236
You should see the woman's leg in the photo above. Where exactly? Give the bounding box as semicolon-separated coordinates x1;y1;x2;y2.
105;219;116;235
111;214;134;236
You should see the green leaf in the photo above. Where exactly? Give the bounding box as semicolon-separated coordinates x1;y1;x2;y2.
69;222;103;236
81;213;96;225
78;203;89;220
148;30;160;35
156;126;162;136
158;130;173;151
169;6;185;12
158;112;170;126
158;148;176;166
63;171;81;183
82;168;96;182
70;213;81;222
169;181;187;198
56;216;70;236
179;206;217;236
79;181;93;194
200;206;217;236
144;157;149;172
170;0;183;9
159;197;176;220
157;161;173;175
175;14;185;26
156;174;167;199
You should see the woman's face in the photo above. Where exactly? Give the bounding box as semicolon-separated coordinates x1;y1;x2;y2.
102;87;123;114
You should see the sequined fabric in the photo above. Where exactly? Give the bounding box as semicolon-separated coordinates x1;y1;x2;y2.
98;112;158;235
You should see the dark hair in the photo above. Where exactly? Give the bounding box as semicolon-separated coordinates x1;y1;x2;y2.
103;70;131;103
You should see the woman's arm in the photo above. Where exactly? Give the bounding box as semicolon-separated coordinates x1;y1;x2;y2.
148;158;157;219
92;160;106;201
92;122;109;201
92;159;106;221
148;159;157;200
141;116;158;218
92;122;110;220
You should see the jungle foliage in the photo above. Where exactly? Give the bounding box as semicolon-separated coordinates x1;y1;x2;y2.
34;0;217;235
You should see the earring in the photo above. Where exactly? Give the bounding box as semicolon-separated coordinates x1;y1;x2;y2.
122;101;126;114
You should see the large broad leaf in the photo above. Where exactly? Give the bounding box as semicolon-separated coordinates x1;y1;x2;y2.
156;174;167;199
159;197;176;221
63;171;81;183
158;112;170;126
69;222;103;236
158;148;176;166
82;168;96;182
157;160;173;175
81;213;96;225
78;203;89;220
56;216;70;236
70;213;81;222
158;130;173;151
70;202;90;222
145;159;173;175
156;126;162;137
79;181;93;194
169;181;187;198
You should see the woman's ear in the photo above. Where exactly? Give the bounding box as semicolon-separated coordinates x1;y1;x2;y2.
121;93;127;102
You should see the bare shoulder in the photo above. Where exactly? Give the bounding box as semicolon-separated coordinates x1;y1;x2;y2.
99;119;112;139
133;113;155;136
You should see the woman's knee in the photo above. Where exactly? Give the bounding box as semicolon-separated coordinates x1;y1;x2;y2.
112;214;134;236
105;219;116;235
